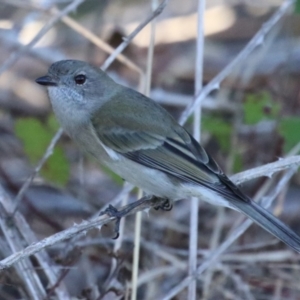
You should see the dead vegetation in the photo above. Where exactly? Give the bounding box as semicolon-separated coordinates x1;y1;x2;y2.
0;0;300;299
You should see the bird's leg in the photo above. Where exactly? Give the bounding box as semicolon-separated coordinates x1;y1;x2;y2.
100;195;172;239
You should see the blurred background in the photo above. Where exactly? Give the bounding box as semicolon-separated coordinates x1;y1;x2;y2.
1;0;300;299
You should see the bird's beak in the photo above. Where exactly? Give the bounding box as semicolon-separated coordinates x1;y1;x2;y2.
35;75;58;86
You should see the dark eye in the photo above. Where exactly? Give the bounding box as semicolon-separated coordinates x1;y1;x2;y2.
74;74;86;85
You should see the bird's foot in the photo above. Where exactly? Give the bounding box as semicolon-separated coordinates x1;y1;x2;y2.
153;198;173;211
100;195;172;239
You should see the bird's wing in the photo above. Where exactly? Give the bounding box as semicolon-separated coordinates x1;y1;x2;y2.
91;92;243;200
91;93;300;252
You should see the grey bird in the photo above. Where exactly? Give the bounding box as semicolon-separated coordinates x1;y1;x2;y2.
36;60;300;252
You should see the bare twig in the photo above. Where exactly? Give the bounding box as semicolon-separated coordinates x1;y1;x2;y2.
0;155;299;270
203;207;225;299
179;0;294;125
0;183;70;299
229;239;279;252
220;250;297;263
0;31;65;63
104;193;129;290
131;196;143;300
12;128;64;215
0;195;167;269
216;264;255;300
231;155;300;185
0;206;46;300
131;1;159;298
188;0;205;298
51;7;141;74
161;166;297;300
0;0;86;76
101;0;169;71
197;165;296;271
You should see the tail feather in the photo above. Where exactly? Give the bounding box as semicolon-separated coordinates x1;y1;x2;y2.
232;200;300;253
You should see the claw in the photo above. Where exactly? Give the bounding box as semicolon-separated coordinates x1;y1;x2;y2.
99;196;172;238
154;199;173;211
100;205;123;239
112;231;120;240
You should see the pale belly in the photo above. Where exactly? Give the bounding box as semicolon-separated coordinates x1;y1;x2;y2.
101;154;232;208
71;124;232;208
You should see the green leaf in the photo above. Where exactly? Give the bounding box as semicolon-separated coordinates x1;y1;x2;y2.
295;0;300;14
279;117;300;153
232;152;243;173
47;114;60;132
244;91;280;125
15;118;52;162
202;116;232;152
15;117;69;185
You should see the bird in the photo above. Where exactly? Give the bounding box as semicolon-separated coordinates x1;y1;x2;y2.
36;59;300;252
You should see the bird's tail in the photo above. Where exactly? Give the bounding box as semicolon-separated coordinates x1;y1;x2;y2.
232;199;300;253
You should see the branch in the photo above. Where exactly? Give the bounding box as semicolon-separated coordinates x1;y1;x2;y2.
179;0;294;125
161;166;297;300
0;0;85;76
0;195;166;269
12;128;64;215
231;155;300;185
0;155;299;270
101;0;169;71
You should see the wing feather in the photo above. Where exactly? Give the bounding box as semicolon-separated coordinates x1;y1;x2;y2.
91;92;249;202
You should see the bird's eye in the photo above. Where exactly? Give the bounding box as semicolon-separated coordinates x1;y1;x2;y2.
74;74;86;85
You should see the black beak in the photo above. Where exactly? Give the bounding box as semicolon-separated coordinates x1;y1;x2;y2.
35;75;58;86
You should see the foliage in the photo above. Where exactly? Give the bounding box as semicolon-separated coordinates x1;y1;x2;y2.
15;116;70;185
243;91;280;125
202;115;232;152
202;90;300;171
279;117;300;152
295;0;300;14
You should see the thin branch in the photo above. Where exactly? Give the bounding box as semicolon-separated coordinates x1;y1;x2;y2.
216;264;255;300
188;0;205;298
0;31;65;63
231;155;300;185
161;166;297;300
12;128;64;215
0;155;299;270
101;0;168;71
0;179;70;299
0;195;167;270
51;7;141;74
3;0;140;73
201;165;296;269
179;0;294;125
220;250;297;263
0;204;46;300
13;208;70;299
104;193;129;290
0;0;86;76
203;207;225;299
131;199;143;300
131;1;159;298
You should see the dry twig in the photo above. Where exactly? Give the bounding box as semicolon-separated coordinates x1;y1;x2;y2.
0;156;299;270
